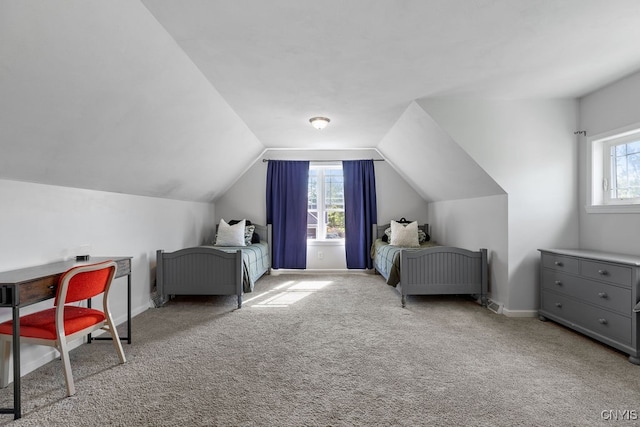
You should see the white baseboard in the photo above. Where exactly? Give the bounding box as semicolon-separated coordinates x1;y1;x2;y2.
269;269;373;276
502;308;539;318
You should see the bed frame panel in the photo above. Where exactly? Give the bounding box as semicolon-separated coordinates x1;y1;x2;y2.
374;222;488;308
400;246;488;308
156;224;269;309
157;247;243;307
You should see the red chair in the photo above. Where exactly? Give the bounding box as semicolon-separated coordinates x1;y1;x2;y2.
0;261;126;396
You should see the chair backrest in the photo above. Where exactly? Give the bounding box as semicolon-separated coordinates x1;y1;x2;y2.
55;261;117;305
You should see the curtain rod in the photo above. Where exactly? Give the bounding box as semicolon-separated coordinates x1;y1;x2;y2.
262;158;384;163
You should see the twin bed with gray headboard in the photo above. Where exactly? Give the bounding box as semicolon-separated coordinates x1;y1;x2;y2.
372;221;488;308
156;224;270;309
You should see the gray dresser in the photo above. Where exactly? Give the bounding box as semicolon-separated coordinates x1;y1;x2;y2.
538;249;640;364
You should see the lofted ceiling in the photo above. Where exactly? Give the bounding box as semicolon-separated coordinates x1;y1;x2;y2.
1;1;640;201
142;0;640;148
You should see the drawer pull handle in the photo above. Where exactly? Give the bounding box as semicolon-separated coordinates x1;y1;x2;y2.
48;285;55;290
598;269;608;276
598;318;608;325
554;280;562;286
555;302;562;308
554;261;564;267
598;292;608;299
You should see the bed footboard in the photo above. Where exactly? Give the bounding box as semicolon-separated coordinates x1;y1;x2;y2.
156;247;244;308
399;247;488;308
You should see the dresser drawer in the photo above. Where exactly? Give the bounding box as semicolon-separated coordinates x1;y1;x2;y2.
541;270;632;314
580;260;632;287
541;253;579;275
541;291;583;324
541;291;632;345
540;270;579;294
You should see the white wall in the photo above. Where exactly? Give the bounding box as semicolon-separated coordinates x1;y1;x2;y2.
428;195;508;305
372;160;430;226
214;149;429;269
420;98;579;314
0;179;214;377
578;70;640;255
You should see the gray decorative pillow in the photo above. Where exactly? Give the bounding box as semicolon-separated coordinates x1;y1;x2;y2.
384;227;392;241
244;225;256;245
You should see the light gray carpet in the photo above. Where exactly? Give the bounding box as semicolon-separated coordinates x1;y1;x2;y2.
1;273;639;426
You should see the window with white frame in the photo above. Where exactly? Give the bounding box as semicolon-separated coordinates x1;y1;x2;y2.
604;136;640;203
307;164;345;240
589;126;640;211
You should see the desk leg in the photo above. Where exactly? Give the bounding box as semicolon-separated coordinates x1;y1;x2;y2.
127;273;131;344
87;272;131;344
11;306;21;420
0;304;22;419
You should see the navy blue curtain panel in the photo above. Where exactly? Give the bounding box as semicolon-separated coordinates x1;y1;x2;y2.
266;160;310;269
343;160;378;269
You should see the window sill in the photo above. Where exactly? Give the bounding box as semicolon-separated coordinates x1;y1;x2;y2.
307;239;345;246
585;204;640;214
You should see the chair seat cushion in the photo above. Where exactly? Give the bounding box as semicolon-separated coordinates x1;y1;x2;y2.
0;307;106;340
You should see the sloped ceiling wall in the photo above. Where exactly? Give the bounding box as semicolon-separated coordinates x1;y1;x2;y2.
0;0;263;202
378;102;505;202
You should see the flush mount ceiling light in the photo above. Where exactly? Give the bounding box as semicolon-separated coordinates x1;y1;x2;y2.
309;116;330;130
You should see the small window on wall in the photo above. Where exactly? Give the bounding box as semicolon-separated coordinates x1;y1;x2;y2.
307;164;345;241
588;125;640;213
604;137;640;203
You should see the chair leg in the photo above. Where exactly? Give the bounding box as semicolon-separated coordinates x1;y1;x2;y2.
0;339;11;388
57;339;75;396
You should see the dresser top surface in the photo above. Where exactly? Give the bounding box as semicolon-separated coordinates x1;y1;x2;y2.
539;248;640;266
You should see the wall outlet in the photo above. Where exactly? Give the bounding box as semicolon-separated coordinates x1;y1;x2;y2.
317;251;324;260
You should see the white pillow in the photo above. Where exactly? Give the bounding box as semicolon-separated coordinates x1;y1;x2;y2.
390;220;420;247
215;219;246;247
